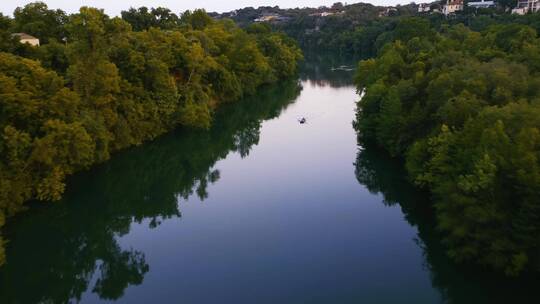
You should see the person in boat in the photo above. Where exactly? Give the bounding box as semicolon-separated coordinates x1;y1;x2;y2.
298;117;306;124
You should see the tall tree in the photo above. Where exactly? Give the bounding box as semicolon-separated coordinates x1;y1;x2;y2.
13;2;67;43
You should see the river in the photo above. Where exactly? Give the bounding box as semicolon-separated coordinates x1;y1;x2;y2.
0;55;538;303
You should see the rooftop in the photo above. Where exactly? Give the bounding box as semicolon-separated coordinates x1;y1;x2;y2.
11;33;38;40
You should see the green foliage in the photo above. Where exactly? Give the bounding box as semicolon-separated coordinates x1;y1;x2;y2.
0;13;16;53
355;20;540;275
262;6;540;59
0;3;302;266
121;7;179;31
180;9;214;30
12;1;67;43
221;2;416;57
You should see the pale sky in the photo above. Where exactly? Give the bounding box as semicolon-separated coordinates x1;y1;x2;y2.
1;1;408;16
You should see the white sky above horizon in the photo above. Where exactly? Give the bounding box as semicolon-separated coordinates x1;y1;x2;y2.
1;1;411;16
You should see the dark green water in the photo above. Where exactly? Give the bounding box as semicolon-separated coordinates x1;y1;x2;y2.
0;56;538;303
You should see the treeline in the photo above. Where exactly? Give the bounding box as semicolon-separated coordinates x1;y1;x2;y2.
279;3;424;56
218;2;534;58
0;2;302;265
214;2;417;57
325;11;540;58
354;17;540;275
215;2;540;59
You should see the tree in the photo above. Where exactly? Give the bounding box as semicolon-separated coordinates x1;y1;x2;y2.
121;7;179;31
180;9;213;30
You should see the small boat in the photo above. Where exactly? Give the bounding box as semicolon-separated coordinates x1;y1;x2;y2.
298;117;307;124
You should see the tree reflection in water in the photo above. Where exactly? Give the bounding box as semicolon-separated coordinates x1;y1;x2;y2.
300;51;359;88
0;80;301;304
354;144;540;304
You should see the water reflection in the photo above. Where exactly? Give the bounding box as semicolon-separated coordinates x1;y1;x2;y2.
0;81;301;304
300;52;358;88
354;145;540;304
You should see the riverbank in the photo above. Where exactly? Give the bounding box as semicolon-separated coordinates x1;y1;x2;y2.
0;6;303;266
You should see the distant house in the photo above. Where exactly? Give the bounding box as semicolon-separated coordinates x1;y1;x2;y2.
443;0;464;15
418;3;432;12
379;7;398;17
254;14;280;22
309;10;344;17
512;0;540;14
11;33;40;46
254;13;291;23
468;0;496;9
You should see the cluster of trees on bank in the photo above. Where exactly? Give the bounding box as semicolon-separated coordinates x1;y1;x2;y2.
0;80;300;303
355;17;540;276
0;2;302;265
355;144;540;303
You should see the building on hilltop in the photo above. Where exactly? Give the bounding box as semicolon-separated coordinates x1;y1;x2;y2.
443;0;464;15
512;0;540;14
254;14;278;22
254;13;290;23
468;0;496;8
378;7;398;17
418;3;432;13
11;33;40;46
309;6;345;17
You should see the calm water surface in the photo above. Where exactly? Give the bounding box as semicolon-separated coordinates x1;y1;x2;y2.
0;56;538;303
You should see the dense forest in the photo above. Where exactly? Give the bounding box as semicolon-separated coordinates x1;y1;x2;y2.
0;2;302;265
215;2;416;57
354;16;540;275
217;2;540;58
